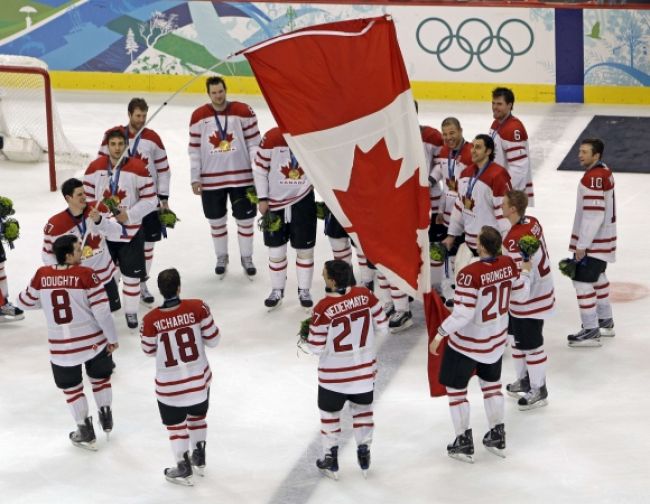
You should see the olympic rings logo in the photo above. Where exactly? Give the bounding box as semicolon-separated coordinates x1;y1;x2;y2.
415;18;534;73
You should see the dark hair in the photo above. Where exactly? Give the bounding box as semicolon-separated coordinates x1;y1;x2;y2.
105;127;127;143
492;86;515;106
505;189;528;216
324;260;355;290
206;76;227;94
474;134;495;162
479;226;502;257
128;97;148;115
158;268;181;299
580;138;605;159
441;117;461;130
53;235;78;265
61;178;83;199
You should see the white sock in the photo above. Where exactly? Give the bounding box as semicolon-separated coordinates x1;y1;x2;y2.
90;376;112;409
446;387;470;436
236;218;255;259
349;402;374;447
63;384;89;424
296;248;314;290
594;273;613;320
329;237;352;264
167;422;190;462
572;280;598;329
480;379;504;428
144;242;155;279
525;347;547;389
122;275;140;314
319;409;341;454
208;217;228;258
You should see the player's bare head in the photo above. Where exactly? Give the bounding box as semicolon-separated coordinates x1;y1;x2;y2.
128;98;148;115
580;138;604;160
61;178;84;199
492;87;514;120
478;226;502;257
441;117;463;149
158;268;181;299
206;76;227;94
53;234;79;265
105;127;127;144
473;134;495;162
324;260;355;290
492;87;515;106
504;190;528;217
441;117;461;131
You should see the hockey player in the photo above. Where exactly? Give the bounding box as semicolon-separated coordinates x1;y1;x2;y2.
502;190;555;409
16;235;119;450
306;260;388;478
84;128;158;329
429;226;531;463
489;87;534;205
99;98;172;305
189;76;260;279
43;178;123;312
140;268;221;486
0;241;24;322
442;134;512;255
566;138;617;347
253;127;317;309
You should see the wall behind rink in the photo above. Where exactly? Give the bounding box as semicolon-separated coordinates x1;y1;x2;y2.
0;1;647;104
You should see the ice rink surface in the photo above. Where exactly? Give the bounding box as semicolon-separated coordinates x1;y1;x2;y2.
0;90;649;504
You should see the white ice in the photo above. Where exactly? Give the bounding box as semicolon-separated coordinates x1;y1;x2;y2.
0;90;649;504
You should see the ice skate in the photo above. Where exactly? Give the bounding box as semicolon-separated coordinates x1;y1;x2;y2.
98;406;113;439
316;446;339;480
190;441;206;476
483;424;506;458
447;429;474;464
140;283;154;305
164;451;193;486
241;256;256;280
215;255;229;279
298;289;313;310
357;444;371;478
506;374;530;398
0;301;24;323
518;385;548;411
69;416;97;451
125;313;138;329
264;289;284;311
383;302;395;318
599;318;615;337
567;327;601;347
389;310;413;333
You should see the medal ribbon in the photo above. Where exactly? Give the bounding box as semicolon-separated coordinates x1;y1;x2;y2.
490;113;511;140
465;160;491;200
290;151;298;169
125;126;142;157
447;140;465;182
67;209;87;239
213;104;228;144
106;157;127;237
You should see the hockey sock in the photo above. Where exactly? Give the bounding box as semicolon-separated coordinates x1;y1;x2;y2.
430;258;443;293
328;237;352;264
236;217;255;259
594;273;613;320
0;261;8;299
143;242;155;280
446;387;470;436
349;402;374;447
319;409;341;454
512;349;527;380
122;275;140;315
89;376;112;409
375;273;392;307
167;422;190;462
390;285;409;313
525;347;547;390
268;245;288;290
480;379;504;428
572;280;598;329
187;414;208;447
208;217;228;258
355;249;374;286
63;384;89;425
296;248;314;290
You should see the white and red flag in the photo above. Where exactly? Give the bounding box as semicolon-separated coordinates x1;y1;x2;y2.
241;16;447;396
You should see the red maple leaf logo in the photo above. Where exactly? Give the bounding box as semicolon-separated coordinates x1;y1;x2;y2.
100;188;128;210
133;150;150;167
333;138;430;290
209;131;234;150
280;164;305;180
85;233;102;251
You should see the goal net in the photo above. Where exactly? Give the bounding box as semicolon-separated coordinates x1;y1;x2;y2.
0;54;89;191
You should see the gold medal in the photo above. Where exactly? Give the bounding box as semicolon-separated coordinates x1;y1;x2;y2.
82;245;93;258
219;140;230;151
463;197;474;210
447;178;457;191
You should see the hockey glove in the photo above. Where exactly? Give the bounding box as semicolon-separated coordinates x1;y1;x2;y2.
558;258;577;279
246;187;259;205
429;242;447;262
159;208;180;229
315;201;330;220
258;212;282;233
0;217;20;247
0;196;15;218
518;235;540;261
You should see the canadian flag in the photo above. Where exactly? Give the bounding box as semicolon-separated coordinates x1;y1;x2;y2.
242;16;447;396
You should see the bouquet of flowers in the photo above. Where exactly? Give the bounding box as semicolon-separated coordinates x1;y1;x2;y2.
558;258;577;279
159;208;179;229
258;212;282;233
246;187;259;205
315;201;330;220
0;196;15;218
0;218;20;246
518;235;540;261
429;242;447;262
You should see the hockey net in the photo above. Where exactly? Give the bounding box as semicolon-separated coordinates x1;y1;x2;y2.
0;55;89;191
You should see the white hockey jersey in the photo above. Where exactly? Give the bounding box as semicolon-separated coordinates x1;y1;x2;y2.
569;162;617;263
489;115;534;205
140;299;220;407
448;162;512;250
99;126;171;198
421;126;444;214
431;141;473;226
188;101;261;190
42;205;123;284
308;286;388;394
16;265;118;366
83;156;158;243
503;216;555;319
440;255;530;364
253;127;313;211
